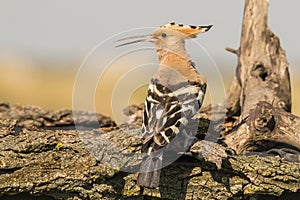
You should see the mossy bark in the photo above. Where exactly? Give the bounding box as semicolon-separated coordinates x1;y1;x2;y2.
0;102;300;199
1;0;300;199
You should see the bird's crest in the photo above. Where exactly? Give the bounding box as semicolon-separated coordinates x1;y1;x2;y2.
115;22;212;47
159;22;213;38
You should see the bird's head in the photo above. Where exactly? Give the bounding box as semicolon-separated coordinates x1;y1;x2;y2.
152;23;212;51
115;22;212;52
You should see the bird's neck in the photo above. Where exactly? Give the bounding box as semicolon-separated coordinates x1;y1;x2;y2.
155;49;204;85
156;48;190;63
156;49;191;69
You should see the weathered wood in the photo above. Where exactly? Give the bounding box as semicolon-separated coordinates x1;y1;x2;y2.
0;102;300;199
0;102;115;131
222;0;299;159
225;0;291;119
225;101;300;157
1;0;300;199
225;76;241;117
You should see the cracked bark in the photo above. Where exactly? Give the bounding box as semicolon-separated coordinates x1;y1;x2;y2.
0;102;300;200
223;0;297;156
225;0;291;119
1;0;300;199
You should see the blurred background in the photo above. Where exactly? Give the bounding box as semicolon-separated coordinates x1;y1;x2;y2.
0;0;299;121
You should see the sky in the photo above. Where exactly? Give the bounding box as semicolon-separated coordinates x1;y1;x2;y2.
0;0;299;66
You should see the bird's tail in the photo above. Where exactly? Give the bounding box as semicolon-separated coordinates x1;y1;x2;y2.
137;151;163;188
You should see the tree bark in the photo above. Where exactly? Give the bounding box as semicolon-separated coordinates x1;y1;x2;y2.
223;0;297;156
224;101;300;155
225;0;291;120
1;0;300;199
1;102;300;200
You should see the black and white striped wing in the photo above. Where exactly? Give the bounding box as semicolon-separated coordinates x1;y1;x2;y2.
141;78;206;154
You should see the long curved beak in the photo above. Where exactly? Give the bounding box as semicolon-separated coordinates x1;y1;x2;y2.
115;34;153;47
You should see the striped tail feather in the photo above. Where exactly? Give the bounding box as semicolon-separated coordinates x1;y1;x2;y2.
137;151;163;188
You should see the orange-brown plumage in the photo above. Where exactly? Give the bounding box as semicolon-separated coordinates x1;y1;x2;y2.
116;22;212;188
160;22;212;38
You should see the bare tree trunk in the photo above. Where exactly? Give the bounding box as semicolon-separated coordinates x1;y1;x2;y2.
0;0;299;199
223;0;298;157
226;0;291;120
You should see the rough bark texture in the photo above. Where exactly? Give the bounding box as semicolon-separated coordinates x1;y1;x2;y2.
224;101;300;157
0;102;300;200
1;0;300;199
225;0;291;119
223;0;297;156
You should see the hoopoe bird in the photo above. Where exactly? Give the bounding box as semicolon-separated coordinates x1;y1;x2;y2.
116;22;212;188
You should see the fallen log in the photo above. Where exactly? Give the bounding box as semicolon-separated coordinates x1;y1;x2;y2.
1;0;300;199
0;102;300;199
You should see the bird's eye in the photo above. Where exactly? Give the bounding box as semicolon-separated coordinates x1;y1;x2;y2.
161;33;167;38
